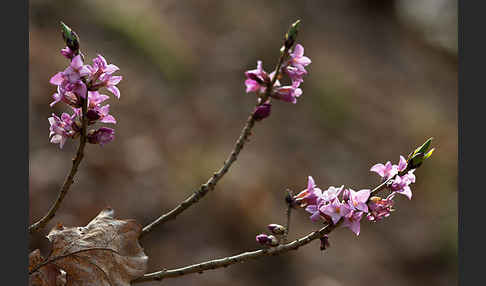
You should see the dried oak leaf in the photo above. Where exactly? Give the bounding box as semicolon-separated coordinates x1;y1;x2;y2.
35;208;148;286
29;249;66;286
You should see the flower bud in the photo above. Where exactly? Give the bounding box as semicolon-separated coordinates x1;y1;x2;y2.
86;109;101;122
61;46;75;60
285;20;301;49
253;103;271;121
87;127;115;146
60;22;80;53
341;188;350;201
267;224;286;235
319;235;330;251
256;234;270;245
255;234;279;247
407;138;434;169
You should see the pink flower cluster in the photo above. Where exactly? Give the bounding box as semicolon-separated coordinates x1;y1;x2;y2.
244;44;311;105
293;156;416;236
370;155;416;199
48;47;122;148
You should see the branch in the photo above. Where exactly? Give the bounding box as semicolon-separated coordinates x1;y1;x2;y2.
133;223;337;283
29;89;89;234
29;247;118;275
134;164;410;283
140;39;292;238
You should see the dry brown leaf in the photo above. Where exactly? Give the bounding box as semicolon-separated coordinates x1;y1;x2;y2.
29;249;66;286
31;208;148;286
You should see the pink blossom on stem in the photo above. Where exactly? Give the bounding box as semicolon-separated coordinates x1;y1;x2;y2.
50;55;90;85
48;112;80;148
294;176;323;207
272;82;302;104
347;189;371;212
367;194;395;222
244;60;270;94
321;185;344;202
370;161;398;180
283;65;306;85
83;91;117;124
87;55;122;98
341;210;364;236
390;170;416;199
397;155;407;172
289;44;312;71
320;199;352;225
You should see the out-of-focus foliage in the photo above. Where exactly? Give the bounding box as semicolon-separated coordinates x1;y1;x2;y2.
29;1;457;285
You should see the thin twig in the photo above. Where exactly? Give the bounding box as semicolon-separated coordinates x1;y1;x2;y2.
29;247;118;275
283;189;294;243
133;223;337;283
134;167;413;283
29;89;89;234
140;42;292;238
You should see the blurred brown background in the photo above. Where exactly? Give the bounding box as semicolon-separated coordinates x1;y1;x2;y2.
29;0;457;285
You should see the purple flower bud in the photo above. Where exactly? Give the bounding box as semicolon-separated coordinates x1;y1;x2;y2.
267;224;286;235
319;235;330;251
87;127;115;146
61;46;75;60
253;103;271;121
341;188;350;201
256;234;271;245
86;109;101;121
255;234;279;246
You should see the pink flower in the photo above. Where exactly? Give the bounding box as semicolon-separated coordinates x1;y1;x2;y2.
370;161;398;180
283;65;306;85
321;185;344;202
320;199;352;225
397;155;407;172
272;82;302;104
49;55;90;105
289;44;311;71
89;55;119;77
371;155;408;180
305;204;323;222
390;170;416;199
294;176;322;207
341;210;364;235
347;189;370;213
50;80;87;107
48;112;80;148
50;55;90;85
367;194;394;222
82;91;116;124
244;60;270;94
87;55;122;99
97;73;122;99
